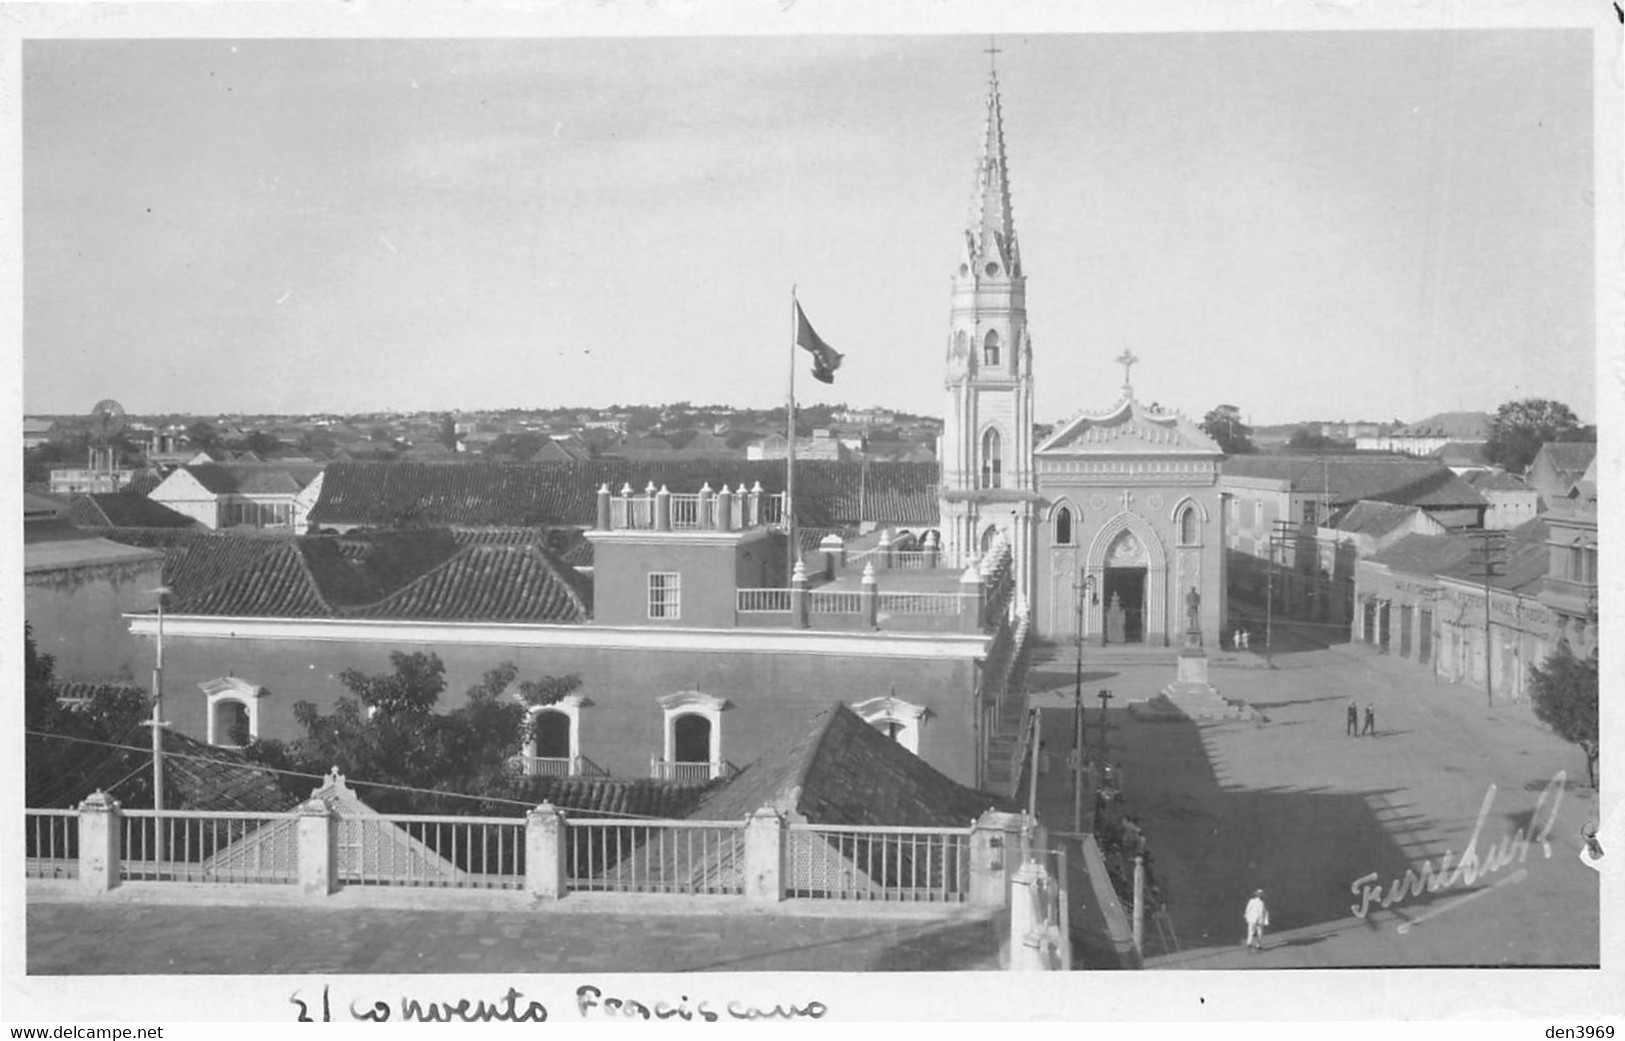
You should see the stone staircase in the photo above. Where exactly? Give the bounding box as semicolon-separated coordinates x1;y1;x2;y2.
1027;640;1181;669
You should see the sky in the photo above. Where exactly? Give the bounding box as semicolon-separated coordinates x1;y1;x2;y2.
21;30;1597;427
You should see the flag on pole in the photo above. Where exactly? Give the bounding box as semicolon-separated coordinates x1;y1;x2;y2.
794;301;843;384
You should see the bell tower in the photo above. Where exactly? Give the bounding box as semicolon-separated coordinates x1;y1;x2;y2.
939;63;1036;601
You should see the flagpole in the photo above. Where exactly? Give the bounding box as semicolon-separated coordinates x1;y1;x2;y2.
787;287;798;585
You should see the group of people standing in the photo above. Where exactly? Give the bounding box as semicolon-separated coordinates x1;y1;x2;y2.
1346;700;1376;736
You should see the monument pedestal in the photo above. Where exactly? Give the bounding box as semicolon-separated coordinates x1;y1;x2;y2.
1158;630;1252;720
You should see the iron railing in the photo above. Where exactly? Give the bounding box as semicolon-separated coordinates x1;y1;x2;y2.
877;591;964;615
737;588;793;612
25;809;79;880
340;815;526;889
648;758;736;783
523;755;610;779
565;818;747;895
119;810;300;884
808;590;863;614
786;824;970;902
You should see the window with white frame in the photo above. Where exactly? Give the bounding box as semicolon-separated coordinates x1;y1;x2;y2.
648;571;681;619
656;690;730;779
852;696;929;755
198;676;267;746
521;693;592;775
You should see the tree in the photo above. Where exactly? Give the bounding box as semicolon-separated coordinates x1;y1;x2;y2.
185;420;222;454
1528;647;1598;789
248;653;580;814
1485;398;1588;474
439;415;460;453
1200;406;1256;455
25;623;152;807
1287;427;1350;452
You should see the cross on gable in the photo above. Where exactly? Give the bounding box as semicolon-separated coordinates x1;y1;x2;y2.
1115;348;1140;394
984;39;1003;68
1120;489;1135;512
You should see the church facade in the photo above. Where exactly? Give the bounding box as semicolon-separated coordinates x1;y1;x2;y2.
936;70;1228;647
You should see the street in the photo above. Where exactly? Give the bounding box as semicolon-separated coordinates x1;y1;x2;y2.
1023;622;1600;968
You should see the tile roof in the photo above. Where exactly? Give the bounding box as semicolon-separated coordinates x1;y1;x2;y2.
1393;411;1492;439
1329;500;1422;538
182;462;322;495
511;776;713;819
1222;454;1485;508
1037;397;1221;456
1532;442;1597;481
1438;518;1551;593
1467;471;1529;492
162;731;292;813
1430;441;1492;467
97;528;295;604
353;541;591;622
308;460;942;529
688;704;1012;827
65;492;199;529
1367;533;1473;578
109;527;589;623
24;491;66;518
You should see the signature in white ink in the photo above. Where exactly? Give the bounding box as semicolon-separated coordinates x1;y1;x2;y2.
1349;771;1566;921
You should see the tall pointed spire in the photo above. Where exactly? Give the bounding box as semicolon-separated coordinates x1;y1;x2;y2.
968;67;1020;276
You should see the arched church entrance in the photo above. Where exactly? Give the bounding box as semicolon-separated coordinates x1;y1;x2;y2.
1101;527;1151;644
1103;567;1146;644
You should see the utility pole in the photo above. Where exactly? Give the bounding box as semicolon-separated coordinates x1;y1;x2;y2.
1267;519;1295;663
148;586;172;811
1471;529;1508;706
1096;689;1113;760
1027;708;1042;820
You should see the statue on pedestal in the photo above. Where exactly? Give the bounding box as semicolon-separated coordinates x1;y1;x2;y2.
1186;586;1202;633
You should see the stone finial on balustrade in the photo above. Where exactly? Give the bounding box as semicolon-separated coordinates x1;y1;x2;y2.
716;484;734;532
743;807;788;903
747;480;763;527
526;801;568;899
877;528;893;570
296;795;339;897
961;562;986;634
76;790;121;893
698;482;714;530
791;560;810;629
655;484;671;532
596;484;612;531
819;532;844;579
861;561;879;629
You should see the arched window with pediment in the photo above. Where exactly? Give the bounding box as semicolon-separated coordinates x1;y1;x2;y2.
656;690;731;781
980;428;1002;489
1055;505;1074;546
1179;505;1198;545
199;676;267;747
852;697;929;755
983;330;1001;366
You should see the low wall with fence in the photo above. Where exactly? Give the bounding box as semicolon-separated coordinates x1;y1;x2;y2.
28;795;1036;911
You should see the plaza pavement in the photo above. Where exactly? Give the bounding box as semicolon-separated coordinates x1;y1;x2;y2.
1024;620;1601;968
27;900;1005;974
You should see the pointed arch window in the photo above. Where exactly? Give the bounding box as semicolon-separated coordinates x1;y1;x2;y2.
983;330;1001;367
980;428;1002;488
1055;505;1074;546
1178;505;1199;546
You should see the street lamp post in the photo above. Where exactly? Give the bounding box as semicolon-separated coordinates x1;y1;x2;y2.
1072;574;1096;832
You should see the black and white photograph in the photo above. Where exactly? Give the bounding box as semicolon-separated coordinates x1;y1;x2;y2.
5;0;1620;1027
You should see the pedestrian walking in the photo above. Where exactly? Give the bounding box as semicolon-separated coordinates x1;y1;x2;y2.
1363;703;1376;736
1346;701;1359;736
1243;888;1270;951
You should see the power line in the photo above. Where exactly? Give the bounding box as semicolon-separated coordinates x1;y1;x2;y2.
24;730;694;820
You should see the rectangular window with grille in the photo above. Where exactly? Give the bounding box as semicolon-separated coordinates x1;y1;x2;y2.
648;572;681;619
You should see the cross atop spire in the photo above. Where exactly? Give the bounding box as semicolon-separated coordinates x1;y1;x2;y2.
1116;348;1140;396
984;38;1002;71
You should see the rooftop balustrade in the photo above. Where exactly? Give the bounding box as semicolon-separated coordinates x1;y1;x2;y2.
597;482;786;533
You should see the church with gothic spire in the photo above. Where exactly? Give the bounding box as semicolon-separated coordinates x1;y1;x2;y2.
936;65;1228;647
